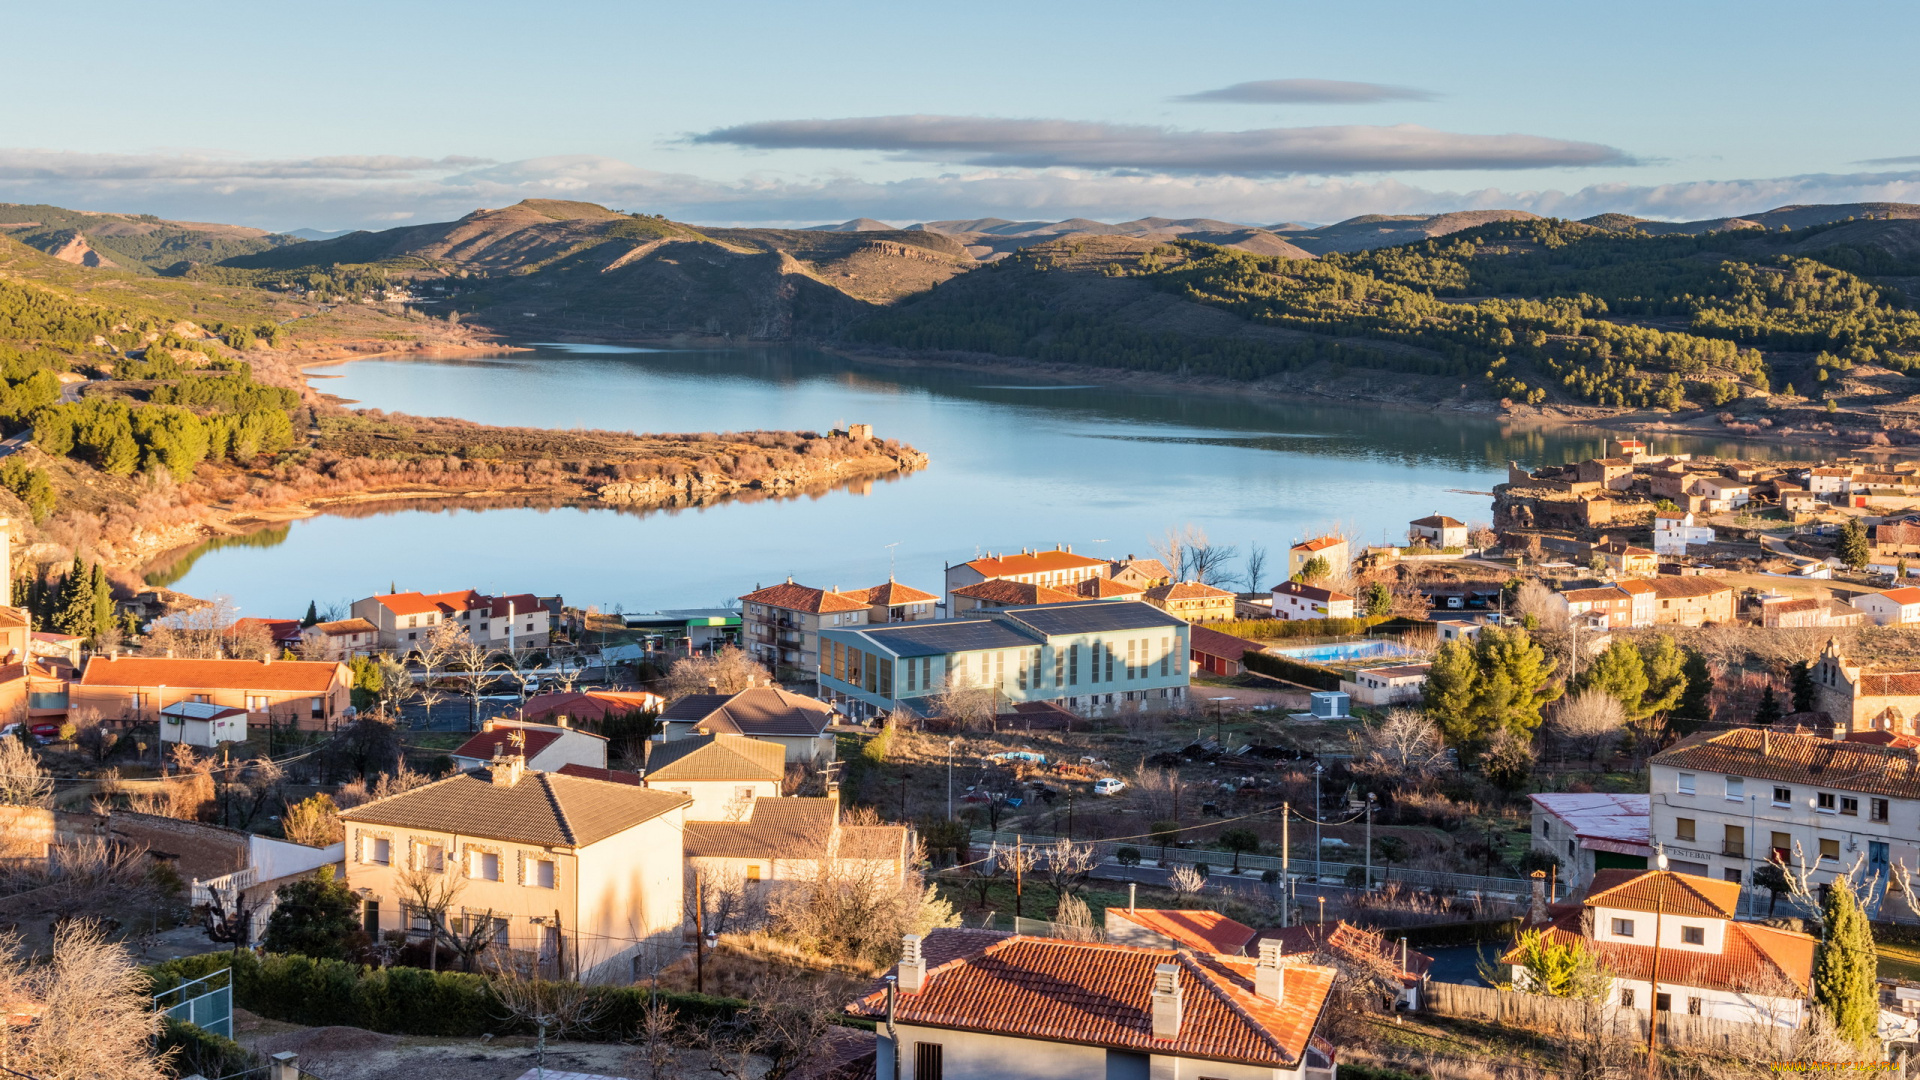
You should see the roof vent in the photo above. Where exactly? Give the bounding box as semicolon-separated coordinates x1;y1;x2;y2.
1150;963;1183;1039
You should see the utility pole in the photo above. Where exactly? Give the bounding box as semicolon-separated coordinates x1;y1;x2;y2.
1647;852;1669;1075
1364;793;1376;893
693;873;706;995
1313;763;1324;886
1013;835;1024;919
947;738;956;821
1281;801;1291;928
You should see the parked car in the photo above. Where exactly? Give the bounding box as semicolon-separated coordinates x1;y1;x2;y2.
1092;777;1126;796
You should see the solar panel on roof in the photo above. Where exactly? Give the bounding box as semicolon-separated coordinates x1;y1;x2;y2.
838;619;1041;657
1000;600;1185;636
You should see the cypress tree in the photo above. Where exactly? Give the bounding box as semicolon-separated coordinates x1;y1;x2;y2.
1790;661;1817;714
51;557;93;639
303;600;319;627
1837;519;1870;572
1754;685;1784;727
89;561;113;640
1813;879;1879;1048
1669;649;1713;734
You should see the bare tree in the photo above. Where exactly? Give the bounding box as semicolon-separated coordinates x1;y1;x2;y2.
1187;542;1240;588
144;597;241;659
491;964;603;1076
664;646;770;700
1053;892;1101;941
0;735;54;806
692;970;847;1080
1168;863;1207;900
375;653;413;717
1351;708;1452;788
1038;837;1097;898
623;995;680;1080
1240;543;1270;594
216;756;285;830
281;792;343;846
435;625;500;732
929;673;1000;731
1552;689;1627;767
396;864;463;971
1149;523;1208;582
202;885;263;953
0;921;170;1079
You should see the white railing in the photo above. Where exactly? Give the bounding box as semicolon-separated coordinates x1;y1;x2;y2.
191;866;256;907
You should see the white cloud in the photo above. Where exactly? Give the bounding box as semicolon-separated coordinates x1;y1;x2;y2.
1;147;1918;234
691;115;1627;174
1172;79;1437;105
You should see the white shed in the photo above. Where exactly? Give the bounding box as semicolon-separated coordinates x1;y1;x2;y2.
160;701;249;747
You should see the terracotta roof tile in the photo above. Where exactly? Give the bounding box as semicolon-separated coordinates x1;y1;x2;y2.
659;687;834;736
960;550;1107;576
860;580;939;605
1583;869;1739;918
847;932;1336;1069
684;797;836;858
1271;581;1354;603
1256;921;1433;983
1862;672;1920;696
1292;537;1345;553
1079;576;1146;598
740;581;869;614
522;690;663;723
1876;587;1920;606
1647;577;1733;600
1108;909;1258;955
312;618;378;636
1110;557;1173;579
1651;728;1920;799
644;733;786;782
1410;515;1465;528
555;764;641;785
953;579;1081;606
1144;581;1236;602
1513;914;1813;995
81;656;344;694
1188;626;1258;661
450;726;566;762
338;768;688;847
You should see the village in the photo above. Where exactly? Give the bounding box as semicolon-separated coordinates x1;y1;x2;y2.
10;437;1920;1080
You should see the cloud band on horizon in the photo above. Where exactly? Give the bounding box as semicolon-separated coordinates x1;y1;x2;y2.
690;115;1629;174
1173;78;1437;105
0;148;1917;236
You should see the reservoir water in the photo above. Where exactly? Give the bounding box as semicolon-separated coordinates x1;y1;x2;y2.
154;343;1819;618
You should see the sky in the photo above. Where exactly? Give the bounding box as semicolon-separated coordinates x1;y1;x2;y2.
5;0;1920;232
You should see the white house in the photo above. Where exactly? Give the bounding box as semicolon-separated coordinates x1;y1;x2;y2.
1653;511;1715;556
1433;618;1484;643
1693;478;1752;510
1340;663;1430;706
449;720;609;774
1855;586;1920;626
1271;581;1355;621
1408;514;1469;548
1508;869;1812;1027
159;701;249;748
641;733;786;821
1805;467;1851;496
851;929;1340;1080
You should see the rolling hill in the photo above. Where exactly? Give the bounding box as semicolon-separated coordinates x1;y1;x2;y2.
0;203;298;274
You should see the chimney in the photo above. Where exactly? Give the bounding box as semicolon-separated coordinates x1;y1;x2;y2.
1150;963;1183;1039
1255;939;1286;1002
553;715;569;728
483;718;496;732
261;654;272;665
1529;870;1548;924
897;934;926;993
490;746;525;788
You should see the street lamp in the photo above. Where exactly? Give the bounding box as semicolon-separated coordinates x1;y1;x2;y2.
947;738;957;821
1647;850;1669;1074
1363;792;1377;893
1312;762;1324;885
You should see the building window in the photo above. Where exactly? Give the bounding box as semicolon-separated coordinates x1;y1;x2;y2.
1089;642;1101;684
1819;838;1840;861
1054;648;1064;688
533;859;556;889
1069;644;1079;686
1873;798;1890;822
1676;773;1695;795
921;656;931;691
1105;643;1114;682
1773;787;1792;807
366;837;391;865
1687;997;1702;1016
1620;988;1636;1008
1655;993;1671;1012
1724;868;1742;884
362;899;380;935
419;843;445;872
1611;918;1635;937
1817;793;1836;813
1674;818;1695;842
472;851;501;881
1161;636;1171;676
1681;926;1705;946
1841;797;1859;817
914;1042;943;1080
746;865;761;883
1725;776;1744;800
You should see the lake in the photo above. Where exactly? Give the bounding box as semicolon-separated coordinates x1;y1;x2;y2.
153;343;1818;618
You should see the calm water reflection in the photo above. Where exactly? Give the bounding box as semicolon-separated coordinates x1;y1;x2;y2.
157;344;1820;617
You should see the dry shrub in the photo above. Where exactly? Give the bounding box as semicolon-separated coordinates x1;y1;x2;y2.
0;920;169;1079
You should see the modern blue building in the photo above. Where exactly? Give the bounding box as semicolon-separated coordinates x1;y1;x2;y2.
816;600;1190;719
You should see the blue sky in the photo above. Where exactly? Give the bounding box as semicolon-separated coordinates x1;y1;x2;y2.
4;0;1918;230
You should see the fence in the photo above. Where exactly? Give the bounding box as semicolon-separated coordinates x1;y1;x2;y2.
192;867;256;907
971;829;1539;900
154;965;232;1039
1424;980;1796;1052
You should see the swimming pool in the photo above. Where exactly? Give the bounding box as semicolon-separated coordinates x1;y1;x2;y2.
1272;640;1418;665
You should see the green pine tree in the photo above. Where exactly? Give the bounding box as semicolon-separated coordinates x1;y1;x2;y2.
1577;639;1648;717
1426;626;1560;754
89;561;114;640
1837;518;1871;572
50;557;93;639
1638;634;1688;719
1363;581;1392;617
1669;648;1713;734
1813;878;1879;1049
1754;684;1784;726
1790;661;1817;714
303;600;320;628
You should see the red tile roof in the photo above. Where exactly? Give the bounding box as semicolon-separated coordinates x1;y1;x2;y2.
556;763;642;785
1862;672;1920;696
659;687;835;736
740;581;869;614
1079;576;1145;598
230;618;304;644
1188;626;1259;662
952;579;1080;606
1257;921;1433;984
450;725;565;762
960;550;1107;576
1108;908;1258;955
1876;587;1920;606
847;932;1336;1069
1145;581;1236;602
1410;515;1465;528
860;580;939;605
1292;536;1345;553
371;589;542;619
80;656;344;693
1109;556;1173;580
1271;581;1354;603
338;767;688;847
1514;911;1813;996
312;618;378;637
1651;728;1920;799
521;690;663;723
1648;577;1733;600
1583;869;1739;919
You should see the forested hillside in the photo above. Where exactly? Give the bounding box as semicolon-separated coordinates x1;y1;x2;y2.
852;216;1920;413
0;203;297;274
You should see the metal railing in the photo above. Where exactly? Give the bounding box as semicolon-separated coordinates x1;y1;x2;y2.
191;867;256;907
154;966;232;1039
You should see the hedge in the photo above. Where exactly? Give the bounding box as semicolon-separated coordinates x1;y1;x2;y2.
1241;651;1342;690
148;950;749;1040
1399;916;1523;948
159;1017;256;1079
1207;615;1393;642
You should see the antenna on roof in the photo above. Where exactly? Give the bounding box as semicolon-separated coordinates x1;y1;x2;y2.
884;541;901;580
